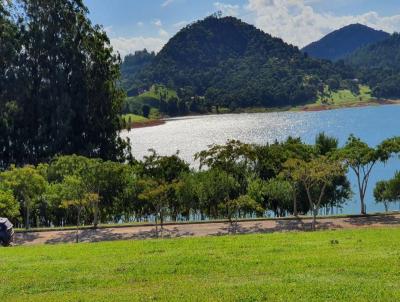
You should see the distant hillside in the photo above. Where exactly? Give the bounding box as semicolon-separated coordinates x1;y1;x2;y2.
346;33;400;98
346;33;400;69
302;24;390;62
121;49;155;91
126;15;350;110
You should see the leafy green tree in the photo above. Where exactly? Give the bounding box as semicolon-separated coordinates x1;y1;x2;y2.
283;157;346;230
221;195;263;233
0;190;20;221
1;0;129;167
142;105;151;118
374;181;393;212
138;179;172;238
195;140;255;194
338;135;400;214
191;169;239;219
0;166;47;229
60;175;99;242
142;150;190;183
315;132;338;156
264;179;294;217
374;171;400;212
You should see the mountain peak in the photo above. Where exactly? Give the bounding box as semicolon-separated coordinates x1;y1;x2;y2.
302;24;390;61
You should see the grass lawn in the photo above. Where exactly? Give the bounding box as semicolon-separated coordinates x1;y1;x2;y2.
122;111;162;128
317;85;373;106
1;228;400;301
122;113;149;123
141;84;177;100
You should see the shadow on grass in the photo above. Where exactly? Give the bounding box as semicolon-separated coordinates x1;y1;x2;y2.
344;215;400;226
14;214;400;245
43;227;195;245
212;219;344;236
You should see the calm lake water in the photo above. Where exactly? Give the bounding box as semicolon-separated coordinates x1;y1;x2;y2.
121;104;400;215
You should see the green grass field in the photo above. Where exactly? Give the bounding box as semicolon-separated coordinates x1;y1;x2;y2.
140;84;177;100
317;85;373;105
122;113;149;123
1;228;400;301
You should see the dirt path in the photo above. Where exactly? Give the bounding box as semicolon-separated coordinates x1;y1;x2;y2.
14;213;400;246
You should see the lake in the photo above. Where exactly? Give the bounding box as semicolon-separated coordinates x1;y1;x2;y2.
121;104;400;215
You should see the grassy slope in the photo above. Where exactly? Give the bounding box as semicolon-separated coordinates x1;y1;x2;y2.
317;85;373;104
122;113;149;123
122;85;175;126
140;84;177;100
2;228;400;301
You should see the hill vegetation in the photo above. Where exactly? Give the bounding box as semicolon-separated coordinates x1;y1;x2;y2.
302;24;390;61
121;49;155;93
346;33;400;98
122;15;354;114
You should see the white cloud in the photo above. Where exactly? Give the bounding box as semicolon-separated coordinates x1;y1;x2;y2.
152;19;163;27
103;26;113;35
137;21;144;27
213;2;240;17
161;0;175;7
244;0;400;47
173;20;188;28
158;28;169;38
110;24;170;57
110;37;167;58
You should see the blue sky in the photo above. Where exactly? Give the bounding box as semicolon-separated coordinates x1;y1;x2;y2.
84;0;400;57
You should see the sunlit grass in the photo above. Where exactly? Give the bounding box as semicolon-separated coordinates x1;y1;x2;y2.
1;227;399;301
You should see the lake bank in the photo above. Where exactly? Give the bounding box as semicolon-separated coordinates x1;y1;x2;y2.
121;104;400;214
126;98;400;129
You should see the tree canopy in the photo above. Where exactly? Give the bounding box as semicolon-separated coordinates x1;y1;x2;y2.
0;0;129;169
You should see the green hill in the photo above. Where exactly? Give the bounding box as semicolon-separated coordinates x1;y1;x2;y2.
302;24;390;62
126;15;352;110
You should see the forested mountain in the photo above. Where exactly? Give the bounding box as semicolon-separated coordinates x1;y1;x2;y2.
125;15;352;109
346;33;400;98
121;49;155;91
346;33;400;69
302;24;390;61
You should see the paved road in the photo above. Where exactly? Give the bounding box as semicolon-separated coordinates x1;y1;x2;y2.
14;213;400;246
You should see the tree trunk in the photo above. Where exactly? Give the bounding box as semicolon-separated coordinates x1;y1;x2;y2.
93;204;99;228
360;193;366;215
76;208;81;243
155;216;158;239
25;202;30;230
293;190;298;217
312;208;318;231
160;214;164;239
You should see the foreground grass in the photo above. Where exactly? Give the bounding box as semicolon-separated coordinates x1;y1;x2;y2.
1;228;400;301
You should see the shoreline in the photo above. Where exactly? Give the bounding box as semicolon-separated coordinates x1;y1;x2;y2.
127;99;400;129
298;99;400;112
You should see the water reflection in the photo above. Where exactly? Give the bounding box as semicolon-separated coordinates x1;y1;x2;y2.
122;105;400;214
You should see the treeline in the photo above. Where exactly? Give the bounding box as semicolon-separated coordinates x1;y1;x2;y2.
1;134;399;232
0;0;128;169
